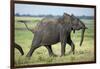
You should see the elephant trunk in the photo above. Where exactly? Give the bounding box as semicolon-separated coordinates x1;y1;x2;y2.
80;28;85;46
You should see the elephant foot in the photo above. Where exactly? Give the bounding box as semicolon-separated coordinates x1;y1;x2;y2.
73;51;75;54
68;50;72;54
26;53;32;58
60;54;65;57
25;55;31;60
52;54;57;57
49;54;57;57
68;50;75;55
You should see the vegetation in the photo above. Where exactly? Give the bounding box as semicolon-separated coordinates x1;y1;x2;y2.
15;16;95;66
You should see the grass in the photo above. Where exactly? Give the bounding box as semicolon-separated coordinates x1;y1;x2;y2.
14;16;95;66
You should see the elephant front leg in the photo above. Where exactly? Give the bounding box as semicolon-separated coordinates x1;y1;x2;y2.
60;29;68;56
61;42;66;56
67;39;75;54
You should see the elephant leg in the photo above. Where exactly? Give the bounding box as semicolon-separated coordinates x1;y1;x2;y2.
26;46;39;57
15;43;24;55
67;39;75;54
61;42;66;56
45;45;57;57
26;38;41;57
60;31;67;56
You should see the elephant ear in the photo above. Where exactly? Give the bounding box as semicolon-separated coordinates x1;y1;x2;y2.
63;13;71;24
71;14;76;22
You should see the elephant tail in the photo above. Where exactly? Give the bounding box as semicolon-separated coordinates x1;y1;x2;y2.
15;43;24;55
17;20;34;33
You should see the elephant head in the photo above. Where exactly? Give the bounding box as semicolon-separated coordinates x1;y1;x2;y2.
63;13;87;46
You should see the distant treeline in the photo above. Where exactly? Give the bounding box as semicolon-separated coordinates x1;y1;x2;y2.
77;16;94;19
15;13;94;19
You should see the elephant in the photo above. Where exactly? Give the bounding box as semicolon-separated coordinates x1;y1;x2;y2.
15;43;24;55
18;13;87;57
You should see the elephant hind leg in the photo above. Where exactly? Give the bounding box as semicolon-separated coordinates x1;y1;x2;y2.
26;37;41;57
26;45;40;57
15;43;24;55
45;45;57;57
67;39;75;54
26;42;41;57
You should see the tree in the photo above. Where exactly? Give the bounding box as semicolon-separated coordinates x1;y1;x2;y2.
15;13;20;16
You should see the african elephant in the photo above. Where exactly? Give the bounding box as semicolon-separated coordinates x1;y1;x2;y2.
19;13;87;57
15;43;24;55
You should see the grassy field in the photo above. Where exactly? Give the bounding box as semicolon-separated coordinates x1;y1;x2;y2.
15;16;95;66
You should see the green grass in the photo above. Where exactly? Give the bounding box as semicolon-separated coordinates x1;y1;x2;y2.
15;16;95;66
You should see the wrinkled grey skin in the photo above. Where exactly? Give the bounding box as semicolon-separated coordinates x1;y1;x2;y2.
15;43;24;55
19;13;87;57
